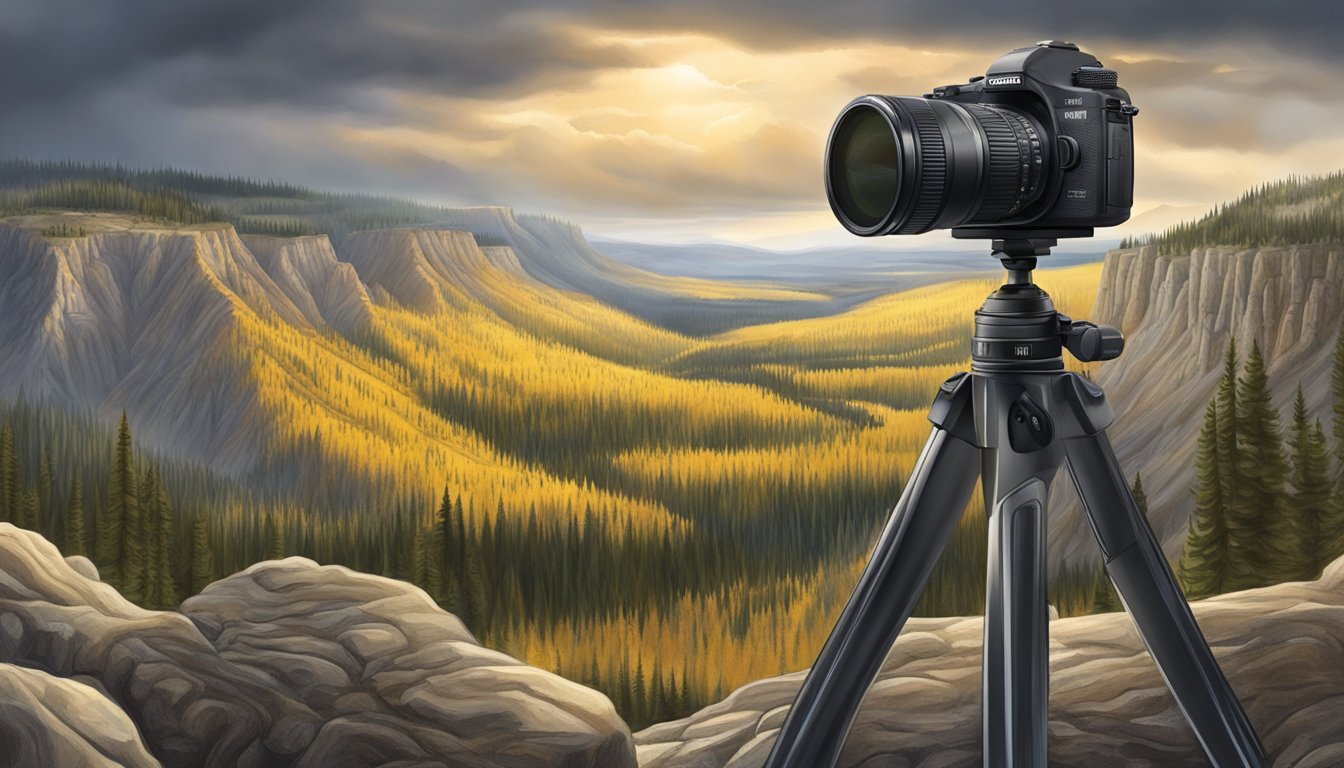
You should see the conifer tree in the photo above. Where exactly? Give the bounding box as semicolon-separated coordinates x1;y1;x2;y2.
190;514;215;593
63;476;86;558
632;659;647;729
1288;387;1332;576
1182;401;1229;597
1332;324;1344;556
1232;342;1293;587
1215;340;1240;505
37;445;52;514
148;470;176;608
0;422;16;522
19;487;38;531
99;413;139;588
140;467;162;607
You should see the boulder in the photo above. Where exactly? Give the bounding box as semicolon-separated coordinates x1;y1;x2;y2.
635;555;1344;767
0;661;161;768
0;524;635;768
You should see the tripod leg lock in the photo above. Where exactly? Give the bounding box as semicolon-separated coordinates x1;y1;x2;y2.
928;372;979;446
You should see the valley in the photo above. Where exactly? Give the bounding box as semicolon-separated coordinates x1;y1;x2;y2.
1;162;1342;732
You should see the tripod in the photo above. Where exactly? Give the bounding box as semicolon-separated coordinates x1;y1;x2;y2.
764;237;1266;768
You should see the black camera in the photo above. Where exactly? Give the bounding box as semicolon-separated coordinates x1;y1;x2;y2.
825;41;1137;238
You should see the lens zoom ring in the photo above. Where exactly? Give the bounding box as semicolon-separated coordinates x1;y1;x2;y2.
896;100;946;234
966;104;1043;222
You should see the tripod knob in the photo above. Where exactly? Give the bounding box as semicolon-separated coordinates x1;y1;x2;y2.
1062;320;1124;362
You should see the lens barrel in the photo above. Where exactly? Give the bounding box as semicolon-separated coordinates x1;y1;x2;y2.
825;95;1046;236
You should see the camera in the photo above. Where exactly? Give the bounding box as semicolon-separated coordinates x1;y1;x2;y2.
825;41;1137;237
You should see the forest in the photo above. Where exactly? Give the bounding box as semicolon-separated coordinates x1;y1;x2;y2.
1179;332;1344;596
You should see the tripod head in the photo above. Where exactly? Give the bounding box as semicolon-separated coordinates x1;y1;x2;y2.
959;230;1124;372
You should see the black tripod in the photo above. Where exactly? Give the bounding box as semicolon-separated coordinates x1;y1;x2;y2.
764;236;1266;768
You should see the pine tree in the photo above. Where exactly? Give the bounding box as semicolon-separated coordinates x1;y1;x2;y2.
462;548;489;635
99;413;139;588
435;486;462;613
190;514;215;593
18;487;38;531
1232;342;1294;588
1288;387;1331;577
1131;473;1148;516
0;422;16;522
632;659;647;729
1181;401;1229;597
1215;339;1240;507
63;476;86;558
140;467;162;607
36;444;53;531
149;470;176;607
1331;323;1344;558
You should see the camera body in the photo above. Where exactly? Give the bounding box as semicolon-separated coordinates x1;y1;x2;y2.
933;41;1136;233
824;41;1137;238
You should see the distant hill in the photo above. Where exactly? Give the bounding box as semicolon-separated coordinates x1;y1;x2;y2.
0;159;871;335
1121;171;1344;253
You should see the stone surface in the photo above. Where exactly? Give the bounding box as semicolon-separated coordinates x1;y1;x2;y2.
0;661;161;768
635;555;1344;767
0;524;635;768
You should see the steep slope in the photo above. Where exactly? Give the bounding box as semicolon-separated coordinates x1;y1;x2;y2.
432;208;843;335
338;228;689;366
0;215;310;474
243;234;373;334
0;214;678;528
636;555;1344;767
1049;243;1344;565
0;524;637;768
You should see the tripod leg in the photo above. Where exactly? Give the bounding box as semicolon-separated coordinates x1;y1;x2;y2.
982;469;1051;768
1064;430;1267;768
764;424;981;768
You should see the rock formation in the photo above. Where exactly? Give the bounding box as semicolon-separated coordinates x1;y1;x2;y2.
635;554;1344;767
0;524;635;768
1050;243;1344;565
0;662;161;768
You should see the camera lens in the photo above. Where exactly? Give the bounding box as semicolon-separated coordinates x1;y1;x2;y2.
830;106;901;228
825;95;1047;235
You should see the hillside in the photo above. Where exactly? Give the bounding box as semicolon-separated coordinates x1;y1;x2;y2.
0;161;866;335
1121;171;1344;253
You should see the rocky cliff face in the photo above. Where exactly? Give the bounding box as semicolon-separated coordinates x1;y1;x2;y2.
0;524;635;768
635;554;1344;767
243;234;373;334
1050;243;1344;565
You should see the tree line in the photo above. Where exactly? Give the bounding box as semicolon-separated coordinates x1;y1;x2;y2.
1180;329;1344;597
1119;171;1344;253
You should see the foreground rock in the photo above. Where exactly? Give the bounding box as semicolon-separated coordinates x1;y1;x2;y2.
0;662;161;768
184;557;636;768
0;524;635;767
636;556;1344;767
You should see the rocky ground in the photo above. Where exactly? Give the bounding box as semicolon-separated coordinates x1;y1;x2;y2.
0;523;635;768
4;518;1342;768
635;555;1344;768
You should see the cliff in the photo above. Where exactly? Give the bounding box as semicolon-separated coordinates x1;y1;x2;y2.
635;554;1344;767
0;524;636;768
1049;243;1344;565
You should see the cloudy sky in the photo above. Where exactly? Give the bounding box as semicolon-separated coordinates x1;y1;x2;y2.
3;0;1341;246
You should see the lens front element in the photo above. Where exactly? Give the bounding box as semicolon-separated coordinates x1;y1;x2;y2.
830;106;901;228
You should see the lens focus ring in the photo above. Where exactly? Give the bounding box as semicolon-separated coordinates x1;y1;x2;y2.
965;104;1043;222
893;98;947;234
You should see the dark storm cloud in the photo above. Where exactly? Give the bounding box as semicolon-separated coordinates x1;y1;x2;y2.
4;0;1339;113
0;0;647;110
